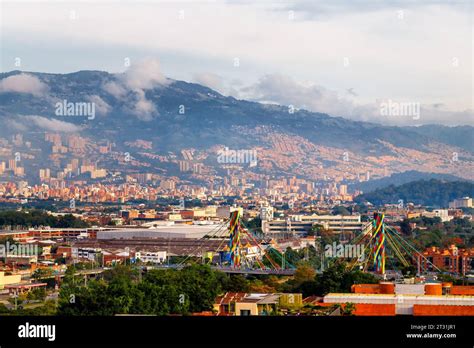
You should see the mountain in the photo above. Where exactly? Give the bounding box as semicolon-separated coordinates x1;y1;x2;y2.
0;70;473;183
354;179;474;207
350;170;469;193
404;125;474;153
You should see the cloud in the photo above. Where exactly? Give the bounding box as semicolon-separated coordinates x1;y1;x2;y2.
103;58;168;120
274;1;470;20
127;90;156;121
192;72;243;97
5;118;28;132
2;2;471;125
121;58;168;90
239;74;474;126
86;95;111;115
0;73;48;96
102;81;127;99
346;88;358;97
240;74;357;117
193;73;225;93
22;115;82;132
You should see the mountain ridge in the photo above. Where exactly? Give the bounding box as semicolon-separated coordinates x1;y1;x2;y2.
0;70;473;183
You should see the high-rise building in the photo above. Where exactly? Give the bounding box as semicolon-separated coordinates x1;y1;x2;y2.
339;184;348;196
8;159;16;171
179;160;190;172
160;180;175;190
39;168;51;180
260;205;274;221
449;197;473;209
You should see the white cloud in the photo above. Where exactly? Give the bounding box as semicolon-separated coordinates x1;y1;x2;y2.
102;81;127;99
128;89;156;121
22;115;82;132
1;2;472;125
102;58;168;120
86;95;111;115
0;73;48;96
239;74;474;126
6;118;28;132
240;74;357;117
193;73;225;93
120;57;168;90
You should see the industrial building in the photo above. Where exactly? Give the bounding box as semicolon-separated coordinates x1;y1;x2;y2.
261;214;371;238
323;282;474;316
97;224;225;240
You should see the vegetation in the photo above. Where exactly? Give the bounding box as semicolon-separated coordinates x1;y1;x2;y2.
58;264;224;315
398;216;474;249
279;262;379;297
0;210;89;228
243;217;263;236
0;300;57;316
52;259;381;315
355;179;474;207
351;170;464;193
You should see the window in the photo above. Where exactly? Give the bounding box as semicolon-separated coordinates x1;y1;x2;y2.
240;309;251;316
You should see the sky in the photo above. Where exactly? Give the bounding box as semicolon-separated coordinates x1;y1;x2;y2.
0;0;473;126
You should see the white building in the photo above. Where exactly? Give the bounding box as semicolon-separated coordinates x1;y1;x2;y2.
449;197;473;209
262;214;371;238
135;251;167;264
422;209;451;222
260;206;274;221
97;224;224;240
216;206;243;219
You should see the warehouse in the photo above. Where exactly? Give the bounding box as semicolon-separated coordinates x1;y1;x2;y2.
97;224;224;240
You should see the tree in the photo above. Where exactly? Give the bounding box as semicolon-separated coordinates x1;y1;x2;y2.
332;206;350;216
294;264;316;285
178;264;223;313
401;265;416;277
222;274;250;292
27;287;47;302
309;224;324;236
399;219;412;235
341;302;355;316
32;268;53;280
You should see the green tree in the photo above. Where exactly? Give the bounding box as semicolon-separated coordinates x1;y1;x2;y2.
293;264;316;285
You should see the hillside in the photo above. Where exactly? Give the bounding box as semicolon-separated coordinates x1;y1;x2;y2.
0;70;473;183
355;179;474;207
350;170;468;193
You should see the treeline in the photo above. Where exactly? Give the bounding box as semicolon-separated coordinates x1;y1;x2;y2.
355;179;474;207
59;264;227;315
399;216;474;249
0;210;89;228
350;170;463;193
57;262;378;316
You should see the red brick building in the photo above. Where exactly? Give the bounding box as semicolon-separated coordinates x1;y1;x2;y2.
420;245;474;275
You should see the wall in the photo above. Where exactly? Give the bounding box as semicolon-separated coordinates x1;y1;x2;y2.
413;305;474;316
0;272;22;289
451;286;474;295
354;304;396;316
235;302;258;316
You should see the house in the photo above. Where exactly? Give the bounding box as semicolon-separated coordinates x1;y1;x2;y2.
213;292;303;316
